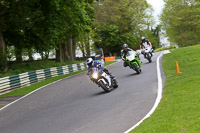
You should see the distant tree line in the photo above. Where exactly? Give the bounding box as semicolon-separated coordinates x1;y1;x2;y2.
161;0;200;47
91;0;161;56
0;0;160;72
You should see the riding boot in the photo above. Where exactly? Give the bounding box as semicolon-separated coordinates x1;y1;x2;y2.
104;68;114;78
123;61;128;67
107;71;114;78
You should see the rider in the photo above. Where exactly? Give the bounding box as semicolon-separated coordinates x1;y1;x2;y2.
140;36;153;57
86;58;114;78
121;44;137;67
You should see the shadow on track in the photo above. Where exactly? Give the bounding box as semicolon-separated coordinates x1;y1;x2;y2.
92;91;108;96
91;87;118;97
125;73;138;77
141;61;154;65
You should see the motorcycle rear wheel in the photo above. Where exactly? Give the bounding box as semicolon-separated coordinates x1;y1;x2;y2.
112;78;118;88
147;54;152;63
148;59;152;63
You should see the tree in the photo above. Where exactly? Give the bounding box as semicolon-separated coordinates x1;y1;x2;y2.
53;0;93;61
92;0;154;55
161;0;200;47
0;0;94;65
77;31;92;57
0;0;8;71
0;27;7;72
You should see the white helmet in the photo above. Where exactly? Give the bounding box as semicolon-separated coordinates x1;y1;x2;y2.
86;58;93;65
123;44;128;48
141;36;145;41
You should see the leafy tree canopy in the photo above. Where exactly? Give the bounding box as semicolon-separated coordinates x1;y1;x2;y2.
161;0;200;47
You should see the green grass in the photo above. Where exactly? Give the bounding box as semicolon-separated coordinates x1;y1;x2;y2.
154;46;176;52
0;61;117;98
0;60;84;78
105;60;117;66
131;44;200;133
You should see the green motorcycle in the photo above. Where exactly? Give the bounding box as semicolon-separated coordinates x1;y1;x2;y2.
125;50;142;74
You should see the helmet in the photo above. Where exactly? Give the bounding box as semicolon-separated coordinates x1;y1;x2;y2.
86;58;93;66
123;44;128;48
141;36;145;41
123;44;128;51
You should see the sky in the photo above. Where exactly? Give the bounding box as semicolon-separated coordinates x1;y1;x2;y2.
146;0;169;45
146;0;165;24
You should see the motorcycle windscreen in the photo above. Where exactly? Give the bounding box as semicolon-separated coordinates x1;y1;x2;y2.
126;51;136;61
91;68;101;79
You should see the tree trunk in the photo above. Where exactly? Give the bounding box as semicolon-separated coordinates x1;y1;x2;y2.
40;52;44;60
67;37;74;61
62;43;69;62
28;48;34;61
72;38;76;61
45;51;49;60
82;48;86;57
86;36;90;57
78;41;86;57
0;27;7;72
56;44;62;62
15;47;22;63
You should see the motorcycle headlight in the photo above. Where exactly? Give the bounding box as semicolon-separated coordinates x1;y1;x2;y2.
92;73;98;79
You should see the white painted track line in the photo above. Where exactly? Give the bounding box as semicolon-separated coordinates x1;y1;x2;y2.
124;52;163;133
0;72;85;112
0;61;120;112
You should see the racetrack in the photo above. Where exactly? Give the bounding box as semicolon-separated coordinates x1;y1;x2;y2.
0;52;163;133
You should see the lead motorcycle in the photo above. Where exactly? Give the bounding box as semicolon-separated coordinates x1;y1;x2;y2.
141;46;153;63
90;65;118;92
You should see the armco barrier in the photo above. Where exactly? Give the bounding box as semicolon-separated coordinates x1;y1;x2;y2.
0;62;87;94
116;56;121;60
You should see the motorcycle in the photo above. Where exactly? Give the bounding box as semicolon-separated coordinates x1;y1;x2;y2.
141;46;153;63
90;65;118;92
124;50;142;74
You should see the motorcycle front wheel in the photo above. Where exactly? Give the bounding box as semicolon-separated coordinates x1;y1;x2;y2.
133;64;141;74
99;80;111;92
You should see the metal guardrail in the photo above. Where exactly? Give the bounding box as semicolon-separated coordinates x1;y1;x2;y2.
0;63;87;94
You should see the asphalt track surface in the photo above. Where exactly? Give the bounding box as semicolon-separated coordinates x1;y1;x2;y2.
0;52;163;133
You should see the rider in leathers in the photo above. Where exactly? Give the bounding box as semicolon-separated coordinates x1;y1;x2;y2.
140;36;153;57
86;58;114;78
121;44;135;67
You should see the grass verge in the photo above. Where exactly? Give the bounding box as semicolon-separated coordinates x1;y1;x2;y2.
154;46;176;52
0;61;117;98
131;45;200;132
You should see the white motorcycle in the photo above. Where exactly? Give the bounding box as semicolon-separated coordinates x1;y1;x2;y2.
141;45;153;63
90;65;118;92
